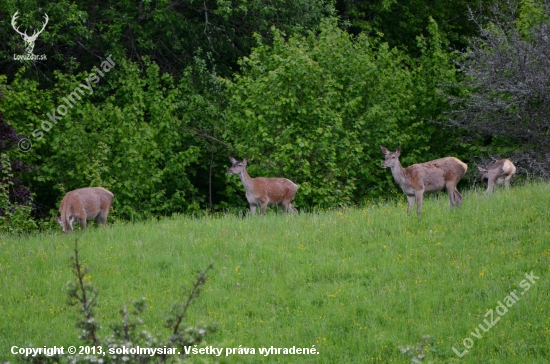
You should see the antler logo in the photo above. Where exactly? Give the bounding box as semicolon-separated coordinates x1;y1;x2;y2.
11;10;48;61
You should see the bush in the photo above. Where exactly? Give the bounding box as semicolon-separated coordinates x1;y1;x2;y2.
447;0;550;177
224;19;459;207
14;241;215;364
0;114;35;233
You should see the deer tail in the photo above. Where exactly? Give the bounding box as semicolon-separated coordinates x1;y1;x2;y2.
61;202;69;227
59;195;73;228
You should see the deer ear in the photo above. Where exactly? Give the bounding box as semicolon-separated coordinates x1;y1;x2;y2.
242;157;248;165
477;166;487;172
380;146;389;155
228;156;237;164
396;146;401;154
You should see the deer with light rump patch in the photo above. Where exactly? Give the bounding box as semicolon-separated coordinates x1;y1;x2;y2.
56;187;114;232
478;159;516;193
227;157;298;215
380;146;468;217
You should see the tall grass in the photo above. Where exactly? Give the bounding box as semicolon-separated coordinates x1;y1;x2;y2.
1;183;549;363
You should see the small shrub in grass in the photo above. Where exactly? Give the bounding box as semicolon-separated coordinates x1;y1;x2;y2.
14;241;215;364
399;335;437;363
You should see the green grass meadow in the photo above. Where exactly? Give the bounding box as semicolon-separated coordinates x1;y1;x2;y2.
1;183;549;363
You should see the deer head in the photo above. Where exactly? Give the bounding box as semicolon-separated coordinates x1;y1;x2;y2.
227;156;248;175
477;166;489;180
380;146;401;168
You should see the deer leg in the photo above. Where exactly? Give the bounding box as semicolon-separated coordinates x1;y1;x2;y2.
446;182;457;206
414;191;424;218
260;202;268;215
284;202;298;215
66;216;76;232
78;218;87;231
62;218;74;233
454;189;462;208
486;173;496;193
96;211;108;227
249;204;257;215
453;190;463;208
504;176;511;189
289;204;298;215
485;178;495;193
281;200;289;213
406;195;415;215
281;200;297;215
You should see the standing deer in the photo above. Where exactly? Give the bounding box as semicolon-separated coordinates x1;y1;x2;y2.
56;187;114;233
227;157;298;215
11;11;49;56
380;146;468;217
477;159;516;193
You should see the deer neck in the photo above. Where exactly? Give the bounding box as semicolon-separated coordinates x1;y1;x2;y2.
238;168;255;191
390;160;408;186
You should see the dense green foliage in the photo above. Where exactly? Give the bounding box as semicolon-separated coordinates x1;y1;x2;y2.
1;56;234;219
0;115;35;233
446;0;550;177
0;0;548;225
335;0;496;54
0;0;333;80
0;153;36;233
1;183;548;362
225;19;457;206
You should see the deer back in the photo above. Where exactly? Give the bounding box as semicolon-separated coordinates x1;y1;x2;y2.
488;159;515;177
249;177;298;202
405;157;467;192
60;187;114;220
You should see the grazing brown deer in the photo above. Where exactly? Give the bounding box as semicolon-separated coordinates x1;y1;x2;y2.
56;187;114;232
380;146;468;217
477;159;516;193
227;157;298;215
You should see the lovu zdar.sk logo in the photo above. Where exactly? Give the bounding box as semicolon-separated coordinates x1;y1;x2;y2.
11;10;48;61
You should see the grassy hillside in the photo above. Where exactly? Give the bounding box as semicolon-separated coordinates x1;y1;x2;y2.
1;183;549;363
